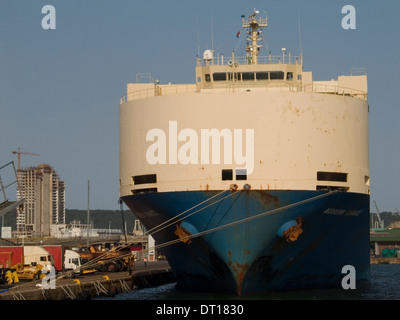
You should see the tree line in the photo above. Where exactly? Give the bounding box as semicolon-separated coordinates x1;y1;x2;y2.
1;208;138;234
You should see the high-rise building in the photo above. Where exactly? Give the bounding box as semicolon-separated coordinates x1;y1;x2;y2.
16;164;65;237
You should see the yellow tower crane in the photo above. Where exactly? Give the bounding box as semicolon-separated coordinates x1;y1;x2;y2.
11;147;40;170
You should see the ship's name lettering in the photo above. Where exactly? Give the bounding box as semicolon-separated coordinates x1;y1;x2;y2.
323;208;362;216
146;121;254;174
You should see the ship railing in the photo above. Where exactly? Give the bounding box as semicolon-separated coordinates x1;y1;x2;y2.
200;82;303;92
242;17;268;28
156;84;197;96
120;82;367;102
197;54;302;67
121;84;197;103
120;88;153;103
302;83;367;100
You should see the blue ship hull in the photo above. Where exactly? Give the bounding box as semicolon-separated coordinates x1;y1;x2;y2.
122;190;370;295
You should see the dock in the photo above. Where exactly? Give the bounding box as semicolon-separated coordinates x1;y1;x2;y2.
370;227;400;263
0;260;174;300
370;257;400;264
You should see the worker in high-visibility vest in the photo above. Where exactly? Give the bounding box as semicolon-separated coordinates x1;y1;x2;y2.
5;270;13;284
12;269;19;283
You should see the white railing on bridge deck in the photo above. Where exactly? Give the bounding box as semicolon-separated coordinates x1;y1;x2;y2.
197;54;302;67
120;81;367;103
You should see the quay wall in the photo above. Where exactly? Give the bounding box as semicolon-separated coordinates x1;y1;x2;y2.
0;268;174;300
370;257;400;264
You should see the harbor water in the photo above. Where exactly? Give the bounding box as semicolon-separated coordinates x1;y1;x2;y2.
97;264;400;300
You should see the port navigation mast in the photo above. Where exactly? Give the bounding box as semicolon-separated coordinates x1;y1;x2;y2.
242;9;268;65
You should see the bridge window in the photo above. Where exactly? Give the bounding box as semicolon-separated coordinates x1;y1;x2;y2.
228;73;238;81
256;72;269;80
287;72;293;80
241;72;255;81
213;73;227;81
270;71;284;80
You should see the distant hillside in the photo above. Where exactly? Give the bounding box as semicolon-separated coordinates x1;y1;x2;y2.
66;209;138;233
1;208;138;234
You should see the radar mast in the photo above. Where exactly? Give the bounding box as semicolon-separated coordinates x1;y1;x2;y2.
242;9;268;65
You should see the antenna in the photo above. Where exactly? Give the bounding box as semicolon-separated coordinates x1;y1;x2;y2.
297;10;303;55
211;14;214;52
87;179;90;245
196;13;200;57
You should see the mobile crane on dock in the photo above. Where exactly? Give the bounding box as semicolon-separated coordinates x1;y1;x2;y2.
374;200;384;229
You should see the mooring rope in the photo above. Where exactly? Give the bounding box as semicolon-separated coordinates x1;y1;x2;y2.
146;188;234;236
79;189;339;267
148;190;339;252
147;188;240;236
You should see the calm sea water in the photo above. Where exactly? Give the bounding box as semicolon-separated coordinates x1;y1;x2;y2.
98;264;400;300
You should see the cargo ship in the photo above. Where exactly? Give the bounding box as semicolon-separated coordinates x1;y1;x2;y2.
119;9;370;294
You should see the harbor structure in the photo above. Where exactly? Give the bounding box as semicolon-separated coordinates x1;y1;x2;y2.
370;221;400;264
15;164;65;238
119;9;370;294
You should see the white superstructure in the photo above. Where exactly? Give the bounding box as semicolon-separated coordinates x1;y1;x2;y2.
119;9;369;199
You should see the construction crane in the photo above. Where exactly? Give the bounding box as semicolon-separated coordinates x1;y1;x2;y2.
11;147;40;170
373;200;384;229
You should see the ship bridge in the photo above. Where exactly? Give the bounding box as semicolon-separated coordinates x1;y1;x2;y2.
193;9;367;99
195;9;303;92
195;51;303;91
120;9;367;103
193;53;367;99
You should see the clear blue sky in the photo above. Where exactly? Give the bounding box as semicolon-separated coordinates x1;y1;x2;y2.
0;0;399;212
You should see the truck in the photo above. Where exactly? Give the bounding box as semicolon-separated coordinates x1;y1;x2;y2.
41;245;83;278
0;246;54;283
76;243;133;272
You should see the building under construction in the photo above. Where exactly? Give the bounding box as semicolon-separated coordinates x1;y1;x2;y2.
16;164;65;237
